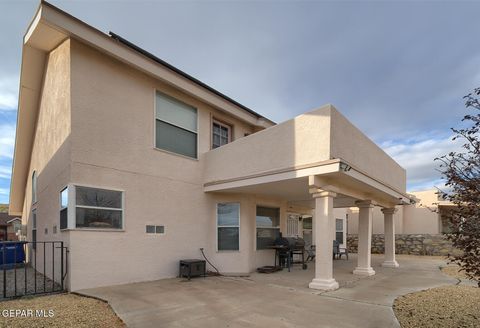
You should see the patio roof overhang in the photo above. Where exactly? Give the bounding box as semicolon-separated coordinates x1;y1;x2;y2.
204;159;409;209
204;105;411;209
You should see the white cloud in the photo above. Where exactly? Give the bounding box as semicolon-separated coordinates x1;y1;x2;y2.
382;135;463;191
0;165;11;180
0;76;19;111
0;124;16;159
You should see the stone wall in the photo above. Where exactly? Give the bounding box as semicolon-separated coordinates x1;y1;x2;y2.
347;234;459;256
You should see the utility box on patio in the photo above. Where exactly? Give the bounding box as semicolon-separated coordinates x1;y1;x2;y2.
179;259;206;280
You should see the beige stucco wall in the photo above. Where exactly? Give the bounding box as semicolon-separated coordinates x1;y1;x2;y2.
22;39;72;286
347;190;441;235
346;206;403;235
329;109;406;193
64;39;280;290
204;106;332;184
402;190;441;234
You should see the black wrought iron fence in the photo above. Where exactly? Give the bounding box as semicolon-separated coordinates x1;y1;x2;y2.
0;241;68;299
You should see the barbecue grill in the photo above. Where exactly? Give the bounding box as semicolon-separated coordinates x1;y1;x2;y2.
273;236;307;271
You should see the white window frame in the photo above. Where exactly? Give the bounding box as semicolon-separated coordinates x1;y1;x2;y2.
31;208;37;249
61;184;125;231
212;119;232;149
59;186;68;230
216;202;240;252
335;217;346;248
153;90;199;160
32;171;37;204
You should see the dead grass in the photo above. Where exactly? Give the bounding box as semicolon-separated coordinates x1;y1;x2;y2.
394;285;480;328
0;293;124;328
441;264;470;280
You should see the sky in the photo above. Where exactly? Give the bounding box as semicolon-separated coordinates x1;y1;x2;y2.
0;0;479;204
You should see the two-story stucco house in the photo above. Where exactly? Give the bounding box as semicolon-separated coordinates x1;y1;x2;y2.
9;1;410;292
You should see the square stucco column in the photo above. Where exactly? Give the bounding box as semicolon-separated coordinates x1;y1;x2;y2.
381;208;399;268
309;191;339;291
353;200;375;276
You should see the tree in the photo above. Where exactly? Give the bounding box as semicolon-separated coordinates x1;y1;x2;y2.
436;87;480;286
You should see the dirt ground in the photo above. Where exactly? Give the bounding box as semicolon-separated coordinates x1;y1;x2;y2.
0;293;124;328
394;285;480;328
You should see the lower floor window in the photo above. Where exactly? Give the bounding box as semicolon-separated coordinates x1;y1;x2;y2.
217;203;240;251
256;206;280;250
60;185;124;229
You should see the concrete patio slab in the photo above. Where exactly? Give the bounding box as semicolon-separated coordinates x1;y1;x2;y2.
77;254;456;328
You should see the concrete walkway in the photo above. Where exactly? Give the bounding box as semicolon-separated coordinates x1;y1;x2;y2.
77;255;456;328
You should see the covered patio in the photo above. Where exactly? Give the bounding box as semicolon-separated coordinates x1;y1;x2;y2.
77;255;456;328
204;105;410;290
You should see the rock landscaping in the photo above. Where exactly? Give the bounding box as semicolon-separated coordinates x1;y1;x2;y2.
347;234;461;256
393;285;480;328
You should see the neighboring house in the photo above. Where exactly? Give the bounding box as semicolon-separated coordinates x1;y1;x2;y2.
0;213;22;241
346;189;456;255
9;2;410;292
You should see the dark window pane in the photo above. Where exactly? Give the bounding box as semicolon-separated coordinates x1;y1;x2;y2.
218;227;239;251
336;232;344;244
257;228;280;250
76;208;122;229
32;230;37;250
76;186;122;209
217;203;240;226
156;225;165;234
60;208;68;229
156;120;197;158
303;217;312;230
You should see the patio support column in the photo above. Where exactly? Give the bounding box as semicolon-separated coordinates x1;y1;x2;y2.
309;190;339;291
353;200;375;276
381;208;399;268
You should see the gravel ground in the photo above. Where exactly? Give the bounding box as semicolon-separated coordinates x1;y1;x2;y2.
0;293;124;328
394;285;480;328
0;267;61;299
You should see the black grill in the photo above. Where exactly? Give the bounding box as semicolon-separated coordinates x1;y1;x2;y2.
273;237;307;271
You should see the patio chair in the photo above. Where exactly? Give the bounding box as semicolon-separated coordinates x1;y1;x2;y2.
305;245;315;262
333;240;349;260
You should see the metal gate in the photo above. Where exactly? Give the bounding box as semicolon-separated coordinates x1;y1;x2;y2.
0;241;68;299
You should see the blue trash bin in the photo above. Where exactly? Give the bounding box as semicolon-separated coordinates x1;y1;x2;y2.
0;242;26;267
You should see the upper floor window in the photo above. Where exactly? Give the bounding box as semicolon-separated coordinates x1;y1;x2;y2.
32;171;37;204
212;120;231;149
155;91;197;158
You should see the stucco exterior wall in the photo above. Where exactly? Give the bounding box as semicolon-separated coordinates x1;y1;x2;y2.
65;40;279;290
346;190;442;235
22;39;72;286
204;106;332;184
329;109;406;193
